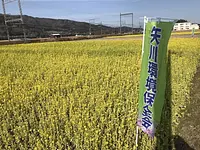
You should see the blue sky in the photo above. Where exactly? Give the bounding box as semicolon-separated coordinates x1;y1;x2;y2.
1;0;200;27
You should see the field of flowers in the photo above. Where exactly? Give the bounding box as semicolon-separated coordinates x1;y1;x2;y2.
0;38;200;149
105;30;200;39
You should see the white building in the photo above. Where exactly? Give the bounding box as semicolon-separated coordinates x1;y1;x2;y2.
173;22;199;31
50;34;61;38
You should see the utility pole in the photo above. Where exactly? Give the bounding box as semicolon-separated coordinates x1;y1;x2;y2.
132;13;134;33
120;12;134;34
120;13;122;34
100;22;102;35
17;0;26;39
89;19;95;35
1;0;26;41
2;0;9;40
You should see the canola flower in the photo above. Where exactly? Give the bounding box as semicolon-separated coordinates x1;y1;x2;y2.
105;30;200;39
0;38;200;149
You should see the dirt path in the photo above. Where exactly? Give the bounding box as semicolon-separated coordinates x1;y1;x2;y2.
175;66;200;150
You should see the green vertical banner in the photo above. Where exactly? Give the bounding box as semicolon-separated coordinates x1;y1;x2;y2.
137;19;174;137
192;28;195;37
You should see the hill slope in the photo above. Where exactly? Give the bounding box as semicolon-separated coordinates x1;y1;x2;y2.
0;14;135;39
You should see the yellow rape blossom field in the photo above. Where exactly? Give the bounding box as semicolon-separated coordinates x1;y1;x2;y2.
105;30;200;39
0;38;200;149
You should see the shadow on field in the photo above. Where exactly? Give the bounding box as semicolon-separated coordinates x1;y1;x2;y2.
155;51;194;150
173;135;195;150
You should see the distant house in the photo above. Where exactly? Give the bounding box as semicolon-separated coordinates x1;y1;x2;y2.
50;34;61;38
173;22;199;31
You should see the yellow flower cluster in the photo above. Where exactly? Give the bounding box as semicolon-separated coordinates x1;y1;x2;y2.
0;38;199;149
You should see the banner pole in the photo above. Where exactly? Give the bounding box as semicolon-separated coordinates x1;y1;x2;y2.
136;16;148;150
135;126;139;150
141;16;148;57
